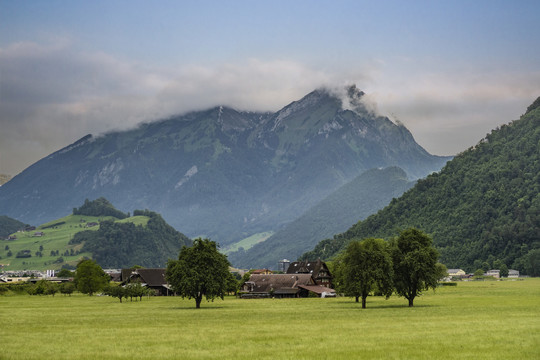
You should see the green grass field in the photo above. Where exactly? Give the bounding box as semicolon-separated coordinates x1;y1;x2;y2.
0;215;149;271
1;279;538;359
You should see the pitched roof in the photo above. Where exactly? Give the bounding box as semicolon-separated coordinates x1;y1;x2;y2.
248;274;314;293
287;259;328;277
297;285;336;295
135;268;167;286
121;268;167;287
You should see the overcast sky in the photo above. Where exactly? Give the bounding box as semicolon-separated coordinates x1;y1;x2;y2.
1;1;539;175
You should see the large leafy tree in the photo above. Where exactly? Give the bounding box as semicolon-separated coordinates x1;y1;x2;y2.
391;228;441;307
166;238;231;308
337;238;393;308
74;259;109;296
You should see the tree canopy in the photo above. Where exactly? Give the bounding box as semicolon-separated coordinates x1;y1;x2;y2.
166;238;231;308
391;228;441;307
73;197;128;219
74;259;109;296
0;215;27;238
335;237;393;308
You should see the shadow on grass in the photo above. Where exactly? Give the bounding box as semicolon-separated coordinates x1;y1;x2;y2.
327;301;439;310
169;305;226;310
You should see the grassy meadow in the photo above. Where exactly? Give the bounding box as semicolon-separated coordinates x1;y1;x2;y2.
222;231;274;254
1;279;539;359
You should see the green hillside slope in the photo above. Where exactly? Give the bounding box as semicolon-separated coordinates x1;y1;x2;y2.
70;209;191;268
228;167;414;269
0;215;27;238
0;214;111;271
0;201;191;271
302;98;540;274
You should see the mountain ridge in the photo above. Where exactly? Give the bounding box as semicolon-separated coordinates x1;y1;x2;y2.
0;86;451;264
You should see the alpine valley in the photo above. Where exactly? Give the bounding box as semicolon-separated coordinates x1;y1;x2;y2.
0;86;451;268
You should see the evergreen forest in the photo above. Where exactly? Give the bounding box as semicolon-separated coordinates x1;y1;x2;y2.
0;215;27;238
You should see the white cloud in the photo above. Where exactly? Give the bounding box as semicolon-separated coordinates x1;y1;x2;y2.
0;40;538;175
367;68;540;155
0;41;338;175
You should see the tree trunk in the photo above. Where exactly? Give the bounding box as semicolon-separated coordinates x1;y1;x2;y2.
355;296;359;303
195;295;202;308
362;296;367;309
408;297;414;307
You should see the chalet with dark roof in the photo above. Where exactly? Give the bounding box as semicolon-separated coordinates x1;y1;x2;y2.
286;259;333;288
241;273;316;298
121;268;172;296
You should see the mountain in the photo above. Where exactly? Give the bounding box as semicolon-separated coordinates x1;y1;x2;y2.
301;97;540;275
0;85;450;257
228;167;415;269
0;174;11;186
0;199;191;270
0;215;27;238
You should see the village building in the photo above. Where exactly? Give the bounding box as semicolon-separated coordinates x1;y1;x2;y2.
277;259;290;273
485;269;500;279
447;269;466;279
0;276;27;283
508;269;520;278
286;259;333;288
241;273;335;298
120;268;172;296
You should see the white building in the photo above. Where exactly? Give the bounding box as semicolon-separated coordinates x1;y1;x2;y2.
508;269;520;278
485;269;500;279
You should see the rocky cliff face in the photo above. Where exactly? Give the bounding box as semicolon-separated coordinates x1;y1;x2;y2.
0;86;450;248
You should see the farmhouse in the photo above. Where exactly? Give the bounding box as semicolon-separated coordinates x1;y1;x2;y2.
286;259;333;288
447;269;466;278
121;268;172;296
446;269;467;281
485;269;500;279
508;269;520;278
241;273;335;298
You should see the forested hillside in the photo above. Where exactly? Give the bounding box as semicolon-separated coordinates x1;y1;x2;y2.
0;199;191;270
70;209;191;268
73;197;128;219
229;167;414;268
0;215;27;238
302;98;540;275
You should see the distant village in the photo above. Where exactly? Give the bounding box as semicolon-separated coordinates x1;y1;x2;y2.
0;257;522;298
